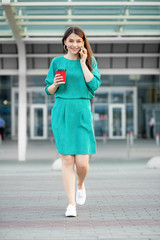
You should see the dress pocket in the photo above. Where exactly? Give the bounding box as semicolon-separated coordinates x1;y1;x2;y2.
80;108;92;132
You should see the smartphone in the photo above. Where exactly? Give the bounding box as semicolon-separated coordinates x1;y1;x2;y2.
79;41;84;59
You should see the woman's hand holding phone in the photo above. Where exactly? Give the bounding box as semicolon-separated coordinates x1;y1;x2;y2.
79;41;84;59
79;41;93;83
80;47;87;64
79;41;87;64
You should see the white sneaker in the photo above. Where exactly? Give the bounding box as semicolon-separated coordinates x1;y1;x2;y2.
76;185;86;205
65;204;77;217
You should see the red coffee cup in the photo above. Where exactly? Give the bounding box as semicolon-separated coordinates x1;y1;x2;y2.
56;69;66;84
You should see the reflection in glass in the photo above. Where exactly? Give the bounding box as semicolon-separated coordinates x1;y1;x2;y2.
48;95;55;104
34;108;43;136
94;92;108;103
48;106;52;138
15;92;18;104
27;92;30;103
155;110;160;135
32;91;45;104
112;108;122;136
27;106;30;137
94;105;108;137
126;91;133;103
111;91;123;103
126;105;134;133
15;106;18;137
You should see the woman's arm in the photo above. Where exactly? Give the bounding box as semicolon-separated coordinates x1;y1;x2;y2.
47;83;58;95
80;47;93;83
80;62;94;83
80;48;101;92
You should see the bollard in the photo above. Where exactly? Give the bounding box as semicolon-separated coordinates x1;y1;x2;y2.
103;133;107;144
0;134;2;145
156;133;159;146
129;131;134;145
127;133;130;160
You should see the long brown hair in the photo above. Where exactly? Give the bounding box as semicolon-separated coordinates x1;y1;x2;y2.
62;26;93;71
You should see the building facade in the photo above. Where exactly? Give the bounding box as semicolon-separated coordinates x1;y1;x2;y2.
1;40;160;140
0;0;160;160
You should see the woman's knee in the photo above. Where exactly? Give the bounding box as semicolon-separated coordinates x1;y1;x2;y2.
76;157;89;171
77;162;89;172
61;155;75;167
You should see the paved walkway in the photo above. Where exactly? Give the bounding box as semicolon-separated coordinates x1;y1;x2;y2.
0;140;160;240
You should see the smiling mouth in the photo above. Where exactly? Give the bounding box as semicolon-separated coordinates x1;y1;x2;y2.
71;48;79;51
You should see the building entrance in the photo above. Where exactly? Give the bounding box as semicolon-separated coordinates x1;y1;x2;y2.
93;87;137;139
11;87;50;140
12;87;137;140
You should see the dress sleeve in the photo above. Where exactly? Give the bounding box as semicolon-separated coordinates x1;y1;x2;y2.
86;57;101;93
45;59;55;95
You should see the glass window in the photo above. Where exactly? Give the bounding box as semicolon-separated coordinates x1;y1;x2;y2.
32;91;45;104
94;92;108;103
47;95;55;104
126;105;134;134
15;92;18;104
27;92;30;103
155;110;160;136
126;91;133;104
33;108;43;137
27;76;46;87
48;105;52;138
112;107;122;137
27;106;30;138
14;105;18;138
111;91;123;103
94;105;108;137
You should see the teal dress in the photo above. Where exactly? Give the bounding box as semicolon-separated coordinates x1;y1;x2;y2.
45;56;101;155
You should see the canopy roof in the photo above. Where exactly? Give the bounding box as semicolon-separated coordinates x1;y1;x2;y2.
0;0;160;40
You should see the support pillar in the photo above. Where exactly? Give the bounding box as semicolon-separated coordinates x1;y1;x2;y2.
2;0;27;161
17;42;27;161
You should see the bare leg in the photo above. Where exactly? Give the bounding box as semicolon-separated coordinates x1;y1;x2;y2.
75;155;89;189
60;154;76;206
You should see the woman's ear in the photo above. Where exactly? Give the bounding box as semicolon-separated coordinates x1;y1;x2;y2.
63;40;68;51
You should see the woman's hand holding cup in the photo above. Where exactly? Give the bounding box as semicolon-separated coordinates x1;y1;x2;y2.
53;74;64;87
53;69;66;88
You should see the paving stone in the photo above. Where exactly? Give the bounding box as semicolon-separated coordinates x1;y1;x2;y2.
0;140;160;239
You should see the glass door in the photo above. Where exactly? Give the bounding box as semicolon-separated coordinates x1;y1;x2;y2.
109;104;126;139
30;105;47;139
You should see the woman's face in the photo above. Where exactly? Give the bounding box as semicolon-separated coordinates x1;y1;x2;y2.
64;33;83;56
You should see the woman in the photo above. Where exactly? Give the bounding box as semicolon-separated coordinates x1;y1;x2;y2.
45;26;101;217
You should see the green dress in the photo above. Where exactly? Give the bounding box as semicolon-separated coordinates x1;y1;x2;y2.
45;56;101;155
